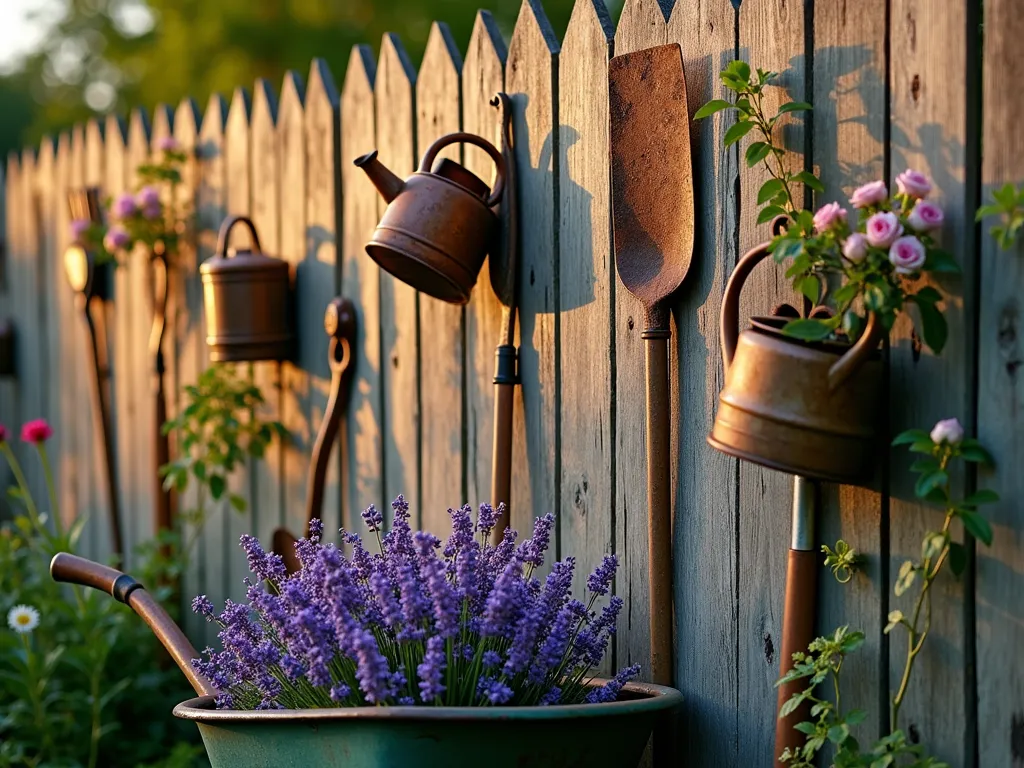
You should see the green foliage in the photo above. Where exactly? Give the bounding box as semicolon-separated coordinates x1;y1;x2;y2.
976;182;1024;250
0;439;205;768
821;540;861;584
160;363;285;554
778;423;999;766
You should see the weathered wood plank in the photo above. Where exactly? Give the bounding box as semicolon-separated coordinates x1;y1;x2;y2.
735;0;806;761
249;78;285;555
375;34;420;525
340;45;383;531
612;0;668;690
417;22;465;535
812;0;889;742
558;0;613;656
505;0;559;542
222;86;254;604
888;2;972;762
304;59;342;539
0;157;17;510
278;71;309;545
462;12;507;513
977;0;1024;761
665;1;741;762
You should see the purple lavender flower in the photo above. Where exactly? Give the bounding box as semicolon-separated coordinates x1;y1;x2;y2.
240;534;286;584
416;532;460;638
70;218;90;242
308;518;324;541
353;629;392;704
481;559;524;637
417;635;447;702
585;664;640;704
370;569;403;631
476;502;499;536
361;504;383;532
517;513;555;568
528;600;575;684
281;655;304;680
482;650;501;668
136;185;160;209
586;553;619;597
111;193;137;219
477;677;513;705
504;558;574;676
539;686;562;706
444;504;474;559
330;683;352;702
192;594;214;621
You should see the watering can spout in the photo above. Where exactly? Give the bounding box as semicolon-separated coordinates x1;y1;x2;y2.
353;150;404;203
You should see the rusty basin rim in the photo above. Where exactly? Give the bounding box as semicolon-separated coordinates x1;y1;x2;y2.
173;680;683;723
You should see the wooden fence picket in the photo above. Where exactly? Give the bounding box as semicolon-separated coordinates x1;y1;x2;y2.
417;22;465;535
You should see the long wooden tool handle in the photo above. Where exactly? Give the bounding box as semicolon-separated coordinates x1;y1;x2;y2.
304;363;345;532
50;553;216;697
643;331;673;686
489;344;517;545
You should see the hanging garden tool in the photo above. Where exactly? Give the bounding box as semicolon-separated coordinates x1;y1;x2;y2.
354;93;518;540
65;188;124;558
710;222;883;760
609;42;694;689
271;296;357;573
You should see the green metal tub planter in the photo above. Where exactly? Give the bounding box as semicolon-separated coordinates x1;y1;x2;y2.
174;683;682;768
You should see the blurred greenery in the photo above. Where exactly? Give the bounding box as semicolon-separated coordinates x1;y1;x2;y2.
0;0;621;159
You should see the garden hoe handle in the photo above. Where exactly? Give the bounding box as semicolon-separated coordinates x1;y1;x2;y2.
644;304;674;688
50;553;217;697
775;476;818;762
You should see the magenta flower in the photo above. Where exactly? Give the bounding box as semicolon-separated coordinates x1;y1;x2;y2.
157;136;180;152
850;180;888;208
895;169;932;199
865;211;903;248
103;226;131;252
842;232;868;263
0;423;8;443
889;235;927;274
111;193;137;219
21;419;53;444
812;202;847;232
907;200;944;232
70;218;90;242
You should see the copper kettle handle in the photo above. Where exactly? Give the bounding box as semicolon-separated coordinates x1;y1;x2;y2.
827;310;881;392
418;132;506;208
721;240;773;375
215;215;263;257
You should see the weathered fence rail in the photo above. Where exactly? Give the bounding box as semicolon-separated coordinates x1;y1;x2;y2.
1;0;1021;764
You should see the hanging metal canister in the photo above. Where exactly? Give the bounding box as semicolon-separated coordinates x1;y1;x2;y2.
200;215;292;363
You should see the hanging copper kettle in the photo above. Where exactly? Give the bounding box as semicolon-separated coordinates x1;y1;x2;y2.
708;238;884;484
354;132;506;305
201;216;292;362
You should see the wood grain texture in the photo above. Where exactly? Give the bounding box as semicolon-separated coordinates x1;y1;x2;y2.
666;1;741;762
735;0;805;761
249;78;284;553
812;0;888;742
888;1;971;762
278;71;309;548
0;157;16;511
340;45;383;531
612;0;668;689
375;35;420;525
462;12;507;512
224;86;255;604
558;0;614;649
416;22;465;536
976;0;1024;762
304;59;342;538
505;0;559;541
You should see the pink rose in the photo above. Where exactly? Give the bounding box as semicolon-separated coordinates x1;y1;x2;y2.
850;180;888;208
21;419;53;444
889;235;926;274
111;193;137;219
842;232;868;263
813;202;847;232
136;186;160;208
865;211;903;248
895;169;932;199
0;423;8;443
103;225;131;252
930;418;964;445
157;136;179;152
906;200;944;232
70;218;90;242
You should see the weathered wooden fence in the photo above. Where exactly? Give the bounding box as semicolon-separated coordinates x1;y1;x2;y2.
1;0;1021;764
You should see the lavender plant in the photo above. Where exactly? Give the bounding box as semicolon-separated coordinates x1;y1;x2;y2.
191;497;639;709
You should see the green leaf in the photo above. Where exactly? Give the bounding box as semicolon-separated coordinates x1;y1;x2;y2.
923;248;961;273
791;170;824;193
884;609;905;634
828;723;851;745
724;119;756;147
727;60;751;82
948;542;968;577
915;470;948;499
757;204;788;225
958;445;995;464
209;474;227;501
894;560;916;596
694;99;733;119
909;457;940;474
229;493;247;513
959;509;993;546
780;690;809;719
758;178;786;205
777;101;813;115
846;709;868;727
892;428;931;446
914;285;943;304
782;318;834;341
962;489;1000;506
794;721;817;735
797;275;820;304
745;141;773;167
911;297;948;355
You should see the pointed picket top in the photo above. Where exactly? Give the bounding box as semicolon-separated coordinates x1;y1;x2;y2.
615;0;671;52
127;108;151;182
564;0;614;50
509;0;561;59
104;115;127;177
420;21;463;83
307;58;338;108
465;10;507;74
228;87;252;129
226;87;252;217
250;78;280;254
70;123;86;187
379;32;417;89
200;94;227;141
305;59;339;212
376;33;417;177
252;77;279;127
280;70;306;117
278;69;306;258
151;104;174;150
84;118;105;185
343;44;376;102
174;98;201;145
417;22;462;157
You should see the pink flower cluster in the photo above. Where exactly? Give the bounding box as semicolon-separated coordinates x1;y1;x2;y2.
811;169;943;276
0;419;53;445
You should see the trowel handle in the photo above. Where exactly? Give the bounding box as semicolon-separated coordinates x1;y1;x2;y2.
50;553;216;697
775;548;818;760
642;329;673;687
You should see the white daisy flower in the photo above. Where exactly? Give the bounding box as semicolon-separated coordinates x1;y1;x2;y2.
7;605;40;634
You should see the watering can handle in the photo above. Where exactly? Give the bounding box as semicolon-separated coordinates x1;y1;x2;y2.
215;215;263;257
50;553;217;697
418;132;506;208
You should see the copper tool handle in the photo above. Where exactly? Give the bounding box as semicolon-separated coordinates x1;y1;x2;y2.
50;553;216;697
775;547;818;761
215;215;263;256
489;377;516;542
643;329;673;686
418;132;506;208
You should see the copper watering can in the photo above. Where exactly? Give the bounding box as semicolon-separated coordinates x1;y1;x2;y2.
708;232;884;484
354;132;506;305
